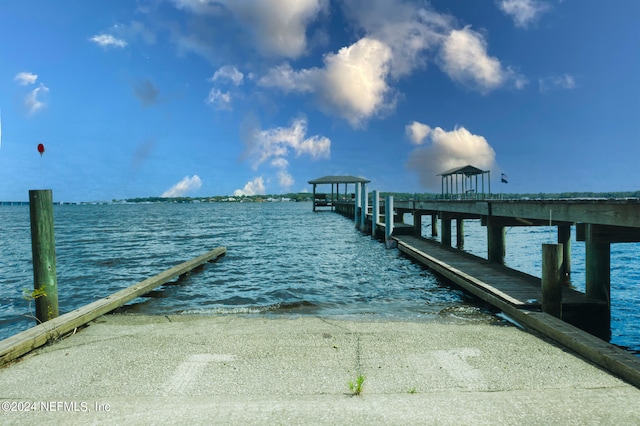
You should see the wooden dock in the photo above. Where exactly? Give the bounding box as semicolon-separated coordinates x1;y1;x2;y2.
393;235;606;331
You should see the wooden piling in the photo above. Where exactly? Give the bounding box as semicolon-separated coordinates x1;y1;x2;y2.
441;214;452;247
354;183;361;228
431;214;438;237
585;224;611;338
413;212;422;237
360;184;368;232
487;220;505;264
558;225;571;278
385;195;395;248
542;243;563;318
29;189;59;323
372;190;380;239
456;218;465;250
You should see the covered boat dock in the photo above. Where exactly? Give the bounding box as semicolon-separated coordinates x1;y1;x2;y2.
308;175;370;211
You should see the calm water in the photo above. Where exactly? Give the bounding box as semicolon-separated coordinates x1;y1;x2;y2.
1;202;638;354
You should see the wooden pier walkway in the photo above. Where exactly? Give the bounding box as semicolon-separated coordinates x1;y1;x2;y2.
393;235;605;316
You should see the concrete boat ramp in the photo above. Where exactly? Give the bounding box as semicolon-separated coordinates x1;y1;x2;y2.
1;315;639;425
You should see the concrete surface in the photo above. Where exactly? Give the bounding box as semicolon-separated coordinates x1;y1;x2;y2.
0;314;639;425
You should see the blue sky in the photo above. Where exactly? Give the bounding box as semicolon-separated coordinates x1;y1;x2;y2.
0;0;638;201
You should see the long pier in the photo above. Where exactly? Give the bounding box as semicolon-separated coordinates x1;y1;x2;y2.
326;185;640;386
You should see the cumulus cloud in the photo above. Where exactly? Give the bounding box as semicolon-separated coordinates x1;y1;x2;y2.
241;117;330;191
498;0;551;28
259;37;394;127
234;176;266;196
406;123;496;189
171;0;327;59
539;73;576;93
245;116;330;170
14;72;38;86
222;0;327;58
438;26;525;93
89;34;128;48
205;65;244;110
211;65;244;86
161;175;203;197
25;84;50;115
405;121;432;145
341;0;450;79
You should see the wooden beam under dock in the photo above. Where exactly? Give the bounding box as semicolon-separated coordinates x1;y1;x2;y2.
0;247;227;367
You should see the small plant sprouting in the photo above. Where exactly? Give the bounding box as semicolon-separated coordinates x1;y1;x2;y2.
407;387;417;394
348;374;365;396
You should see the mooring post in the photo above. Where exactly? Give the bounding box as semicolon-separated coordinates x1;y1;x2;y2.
354;182;361;228
371;190;380;239
431;214;438;237
487;218;505;264
29;189;59;323
456;218;465;250
542;243;563;318
557;225;571;278
385;195;396;248
413;211;422;237
585;224;611;338
360;183;368;233
441;213;452;247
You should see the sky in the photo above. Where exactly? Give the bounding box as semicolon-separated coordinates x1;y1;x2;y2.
0;0;638;202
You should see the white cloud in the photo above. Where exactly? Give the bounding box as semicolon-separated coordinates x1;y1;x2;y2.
246;117;330;169
222;0;328;58
259;37;394;127
341;0;450;79
234;176;266;196
90;34;128;48
25;84;49;115
277;170;294;189
406;123;496;189
205;89;232;110
539;73;576;93
405;121;432;145
498;0;551;29
211;65;244;86
14;72;38;86
206;66;244;110
438;26;524;93
172;0;327;59
161;175;203;197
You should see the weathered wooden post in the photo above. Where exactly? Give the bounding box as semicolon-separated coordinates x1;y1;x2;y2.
371;190;380;240
542;243;563;318
487;218;505;264
456;218;465;250
441;213;452;247
585;224;611;339
385;195;396;248
29;189;59;322
413;211;422;237
360;183;368;233
354;182;361;228
558;225;571;278
431;214;438;237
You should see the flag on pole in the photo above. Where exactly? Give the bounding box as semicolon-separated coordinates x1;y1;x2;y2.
501;173;508;184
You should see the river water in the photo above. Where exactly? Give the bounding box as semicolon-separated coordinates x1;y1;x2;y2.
0;202;638;354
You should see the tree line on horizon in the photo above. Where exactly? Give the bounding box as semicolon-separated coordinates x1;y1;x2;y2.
120;190;640;204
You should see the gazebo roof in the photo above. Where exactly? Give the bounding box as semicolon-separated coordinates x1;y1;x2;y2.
438;165;488;177
308;175;371;185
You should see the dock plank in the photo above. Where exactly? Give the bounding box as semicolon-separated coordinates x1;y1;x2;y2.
393;235;599;310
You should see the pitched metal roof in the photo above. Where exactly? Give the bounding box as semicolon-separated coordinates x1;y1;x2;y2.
438;165;488;177
308;175;371;185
